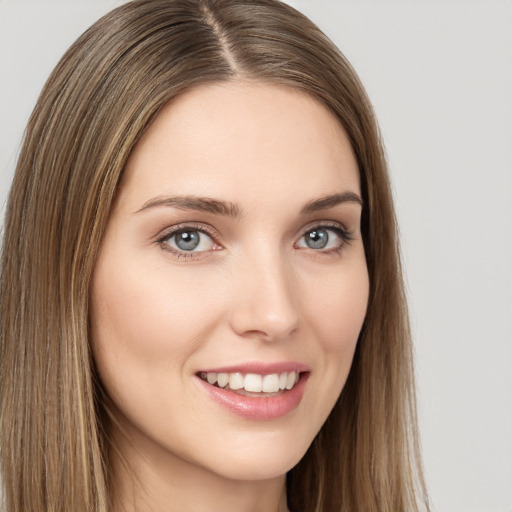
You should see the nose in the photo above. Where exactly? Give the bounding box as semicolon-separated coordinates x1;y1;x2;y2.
229;251;300;343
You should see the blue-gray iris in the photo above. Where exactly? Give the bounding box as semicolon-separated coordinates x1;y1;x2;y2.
306;229;328;249
175;231;201;251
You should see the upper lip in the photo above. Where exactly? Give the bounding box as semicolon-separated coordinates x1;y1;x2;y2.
197;361;310;375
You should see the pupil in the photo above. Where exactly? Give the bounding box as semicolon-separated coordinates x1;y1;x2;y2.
176;231;200;251
307;229;328;249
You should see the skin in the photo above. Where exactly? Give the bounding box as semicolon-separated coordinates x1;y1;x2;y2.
90;81;369;512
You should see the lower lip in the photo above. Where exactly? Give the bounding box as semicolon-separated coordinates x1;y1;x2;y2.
197;373;309;420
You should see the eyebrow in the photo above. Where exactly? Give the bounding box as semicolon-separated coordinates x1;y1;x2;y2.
135;195;241;217
299;192;363;214
135;191;363;217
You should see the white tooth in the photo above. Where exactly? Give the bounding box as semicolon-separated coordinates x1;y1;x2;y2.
217;373;229;388
295;372;300;384
279;372;287;390
229;372;244;390
286;371;297;390
262;374;279;393
206;372;217;385
244;373;262;392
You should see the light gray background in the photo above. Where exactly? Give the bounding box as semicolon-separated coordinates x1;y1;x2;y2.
1;1;511;511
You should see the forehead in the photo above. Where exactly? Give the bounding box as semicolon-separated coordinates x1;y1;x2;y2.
119;81;359;211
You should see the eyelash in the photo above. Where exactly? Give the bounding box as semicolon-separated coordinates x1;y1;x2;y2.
156;222;354;260
296;222;354;255
156;223;220;260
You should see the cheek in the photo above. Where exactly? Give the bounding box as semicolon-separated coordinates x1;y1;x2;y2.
89;256;220;396
305;259;369;354
280;257;368;455
301;257;369;414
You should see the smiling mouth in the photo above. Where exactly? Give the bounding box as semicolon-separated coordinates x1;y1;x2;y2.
198;371;302;397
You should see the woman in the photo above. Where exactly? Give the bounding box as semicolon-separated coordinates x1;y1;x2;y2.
0;0;429;511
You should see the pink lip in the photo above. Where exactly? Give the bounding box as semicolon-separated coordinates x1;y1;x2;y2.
198;361;310;375
196;366;310;421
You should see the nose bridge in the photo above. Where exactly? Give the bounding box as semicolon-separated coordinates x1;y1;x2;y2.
229;242;299;341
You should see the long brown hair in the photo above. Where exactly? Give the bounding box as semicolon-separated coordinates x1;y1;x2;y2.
0;1;429;510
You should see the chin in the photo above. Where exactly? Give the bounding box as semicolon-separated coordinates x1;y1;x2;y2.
197;432;313;482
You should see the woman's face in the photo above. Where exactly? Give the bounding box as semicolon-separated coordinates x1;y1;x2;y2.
90;82;369;482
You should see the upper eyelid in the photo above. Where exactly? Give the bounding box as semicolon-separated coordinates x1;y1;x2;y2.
156;222;220;242
156;219;348;238
300;224;353;241
299;220;351;235
155;220;352;240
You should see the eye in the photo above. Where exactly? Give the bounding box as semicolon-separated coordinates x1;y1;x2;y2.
296;225;352;252
159;226;220;255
